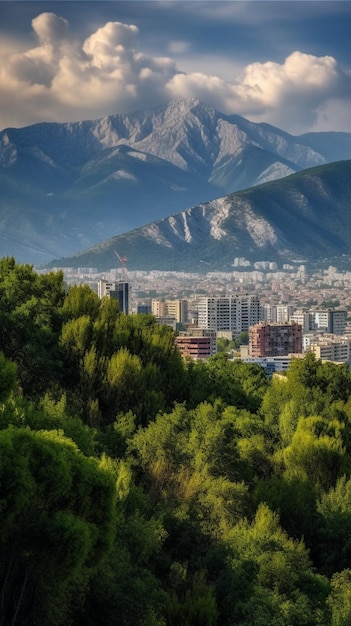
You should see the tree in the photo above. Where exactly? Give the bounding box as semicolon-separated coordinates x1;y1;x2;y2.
283;417;350;490
0;259;66;395
103;347;143;422
226;503;329;625
317;476;351;575
61;284;100;322
327;569;351;626
0;352;17;401
0;427;116;625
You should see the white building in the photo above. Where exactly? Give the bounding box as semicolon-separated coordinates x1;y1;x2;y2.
237;355;294;376
290;309;313;333
197;294;261;336
262;304;294;324
304;333;351;363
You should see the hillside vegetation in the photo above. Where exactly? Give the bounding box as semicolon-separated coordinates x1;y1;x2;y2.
2;258;351;624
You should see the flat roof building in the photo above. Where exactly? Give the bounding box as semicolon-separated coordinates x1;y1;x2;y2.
197;294;261;336
249;322;303;357
175;328;217;360
98;279;129;314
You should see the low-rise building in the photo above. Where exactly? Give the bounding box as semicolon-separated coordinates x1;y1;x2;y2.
175;328;217;360
305;334;351;363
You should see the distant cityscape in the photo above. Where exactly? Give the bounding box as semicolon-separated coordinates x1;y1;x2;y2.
44;260;351;374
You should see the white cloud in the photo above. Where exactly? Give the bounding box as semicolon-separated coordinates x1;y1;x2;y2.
166;50;350;133
32;12;69;45
0;13;350;134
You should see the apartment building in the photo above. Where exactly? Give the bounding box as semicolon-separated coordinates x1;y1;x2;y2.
289;309;313;333
175;328;217;360
305;334;351;363
249;322;303;357
312;309;347;334
151;299;188;324
197;294;261;336
98;279;129;314
262;304;294;324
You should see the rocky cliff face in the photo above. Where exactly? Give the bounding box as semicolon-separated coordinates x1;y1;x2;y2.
54;160;351;273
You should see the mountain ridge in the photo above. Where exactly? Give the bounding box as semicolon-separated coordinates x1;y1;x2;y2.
1;99;351;265
50;159;351;273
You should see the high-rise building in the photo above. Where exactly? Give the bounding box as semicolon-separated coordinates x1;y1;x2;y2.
311;310;347;334
98;279;129;314
330;310;347;334
289;309;313;333
262;304;294;323
97;279;115;299
249;322;303;357
197;294;261;336
111;281;129;315
137;304;152;315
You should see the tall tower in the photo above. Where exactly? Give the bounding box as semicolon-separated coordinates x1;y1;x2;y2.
111;250;129;314
111;281;129;315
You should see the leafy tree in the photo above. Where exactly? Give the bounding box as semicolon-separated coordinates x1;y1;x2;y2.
283;416;350;490
317;476;351;575
103;347;143;422
254;474;319;544
0;351;17;401
226;504;329;625
233;330;249;349
327;569;351;626
61;284;100;321
0;426;116;625
0;259;66;395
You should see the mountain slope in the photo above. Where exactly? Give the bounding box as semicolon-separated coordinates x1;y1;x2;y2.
52;160;351;273
2;100;351;264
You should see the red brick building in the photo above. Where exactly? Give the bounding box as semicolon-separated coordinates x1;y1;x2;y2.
249;322;303;357
175;329;216;360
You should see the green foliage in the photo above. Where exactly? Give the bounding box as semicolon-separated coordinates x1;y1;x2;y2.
0;351;17;401
62;284;100;321
317;476;351;575
0;258;66;395
327;569;351;626
186;353;269;412
0;426;116;625
283;417;350;490
227;504;329;625
4;260;351;624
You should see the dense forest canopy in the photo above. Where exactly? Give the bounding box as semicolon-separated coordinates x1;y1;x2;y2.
1;257;351;625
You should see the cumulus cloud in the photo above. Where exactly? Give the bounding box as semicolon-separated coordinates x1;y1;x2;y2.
166;50;350;133
32;12;69;45
0;12;350;133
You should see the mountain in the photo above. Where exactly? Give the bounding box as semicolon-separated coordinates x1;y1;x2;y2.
51;159;351;273
2;99;351;265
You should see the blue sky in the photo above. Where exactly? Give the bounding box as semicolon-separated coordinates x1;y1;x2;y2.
1;1;350;134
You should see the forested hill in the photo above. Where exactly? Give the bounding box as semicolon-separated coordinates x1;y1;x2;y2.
2;257;351;624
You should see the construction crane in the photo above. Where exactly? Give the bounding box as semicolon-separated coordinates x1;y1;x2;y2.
114;250;127;281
